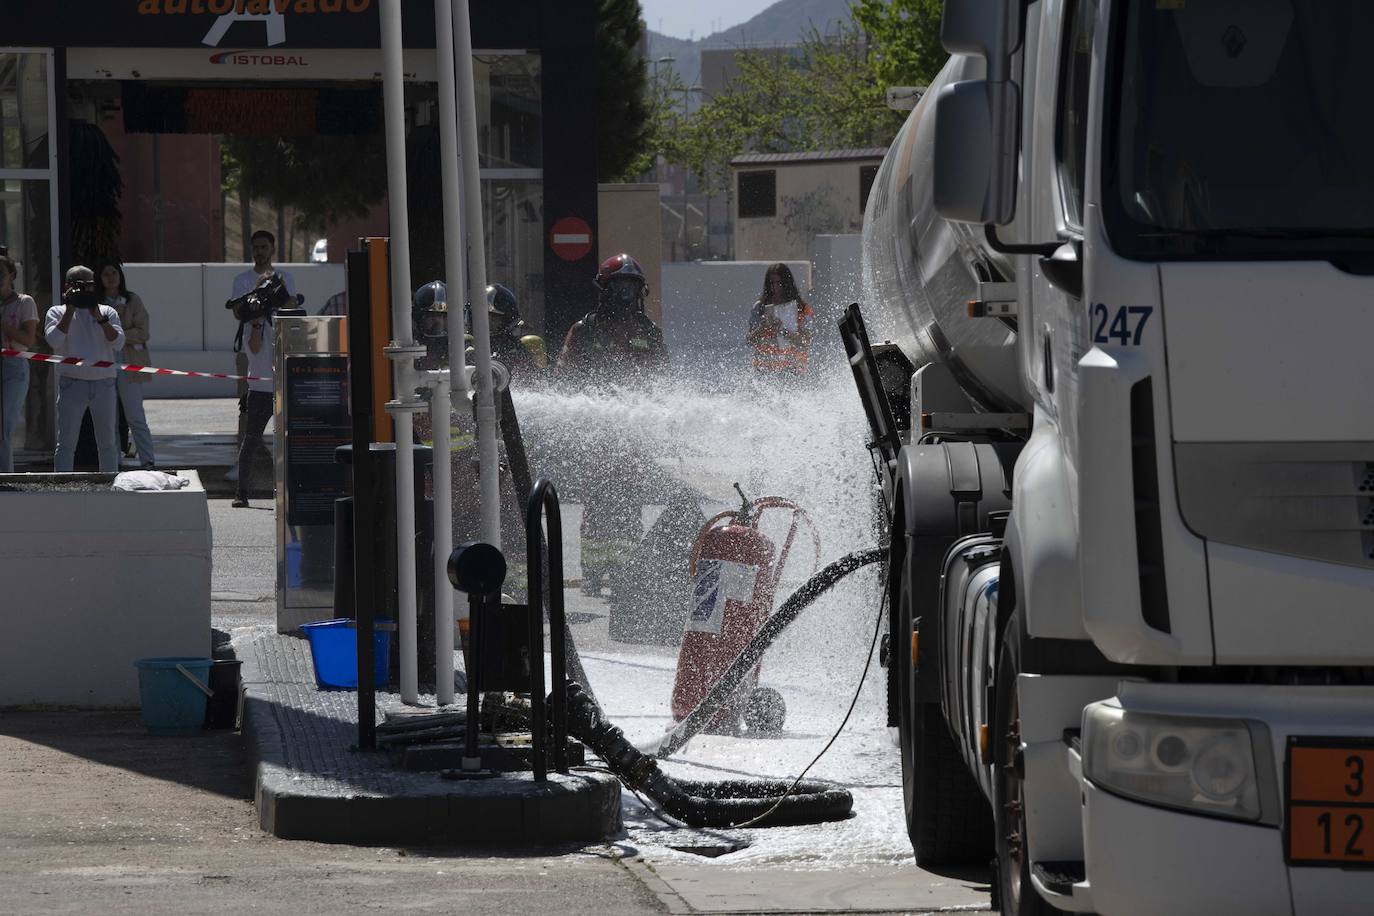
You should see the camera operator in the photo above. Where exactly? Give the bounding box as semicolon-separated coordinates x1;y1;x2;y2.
230;274;280;508
44;265;126;472
227;229;295;485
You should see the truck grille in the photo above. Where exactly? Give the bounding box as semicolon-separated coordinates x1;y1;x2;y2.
1175;444;1374;569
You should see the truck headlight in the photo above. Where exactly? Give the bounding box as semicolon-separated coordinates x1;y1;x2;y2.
1083;705;1267;823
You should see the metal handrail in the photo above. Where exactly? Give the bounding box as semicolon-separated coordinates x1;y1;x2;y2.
525;477;569;779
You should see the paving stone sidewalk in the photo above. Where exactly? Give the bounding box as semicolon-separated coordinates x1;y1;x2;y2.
234;627;620;846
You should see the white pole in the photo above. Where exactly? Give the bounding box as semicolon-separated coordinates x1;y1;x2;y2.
434;0;470;396
452;0;502;551
380;0;425;706
428;372;455;705
433;0;467;656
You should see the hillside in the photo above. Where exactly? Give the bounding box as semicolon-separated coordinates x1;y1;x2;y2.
646;0;853;89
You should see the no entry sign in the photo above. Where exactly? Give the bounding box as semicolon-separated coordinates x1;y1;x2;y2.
549;216;593;261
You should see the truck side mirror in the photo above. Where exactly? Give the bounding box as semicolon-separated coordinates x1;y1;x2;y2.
935;0;1025;226
933;78;1020;225
941;0;1024;66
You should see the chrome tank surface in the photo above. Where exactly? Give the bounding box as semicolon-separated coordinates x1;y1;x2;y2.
861;55;1026;412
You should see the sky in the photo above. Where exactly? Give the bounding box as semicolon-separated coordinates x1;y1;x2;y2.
639;0;780;40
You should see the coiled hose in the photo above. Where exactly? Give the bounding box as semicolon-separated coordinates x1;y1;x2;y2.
565;681;854;827
561;546;885;828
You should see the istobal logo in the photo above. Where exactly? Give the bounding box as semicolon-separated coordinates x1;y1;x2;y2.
208;49;310;67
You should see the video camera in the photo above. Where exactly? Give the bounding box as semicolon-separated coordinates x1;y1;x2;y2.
62;278;100;311
225;273;301;324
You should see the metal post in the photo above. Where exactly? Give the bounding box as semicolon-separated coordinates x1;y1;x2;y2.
526;478;569;777
433;0;470;402
428;372;455;705
452;0;502;551
347;245;377;750
379;0;427;705
464;593;482;769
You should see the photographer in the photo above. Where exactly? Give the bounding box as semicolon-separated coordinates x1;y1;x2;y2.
44;265;126;472
227;229;295;485
229;274;282;508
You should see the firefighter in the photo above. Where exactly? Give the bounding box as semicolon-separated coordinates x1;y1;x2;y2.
465;283;548;381
745;262;813;375
550;254;668;599
412;279;450;370
556;253;668;383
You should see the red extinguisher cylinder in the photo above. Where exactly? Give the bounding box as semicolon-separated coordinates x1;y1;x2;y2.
671;521;777;724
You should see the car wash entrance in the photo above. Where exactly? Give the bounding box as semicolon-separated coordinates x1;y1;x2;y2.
2;1;596;423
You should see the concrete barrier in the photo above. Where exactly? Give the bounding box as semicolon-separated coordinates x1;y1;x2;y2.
121;262;346;398
0;470;212;707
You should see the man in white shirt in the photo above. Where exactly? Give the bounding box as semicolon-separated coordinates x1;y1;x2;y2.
227;229;295;484
45;265;126;472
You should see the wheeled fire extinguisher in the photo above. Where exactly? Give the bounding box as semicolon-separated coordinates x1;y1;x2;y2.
670;484;817;734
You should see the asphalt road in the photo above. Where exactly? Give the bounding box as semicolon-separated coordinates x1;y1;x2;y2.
0;710;662;916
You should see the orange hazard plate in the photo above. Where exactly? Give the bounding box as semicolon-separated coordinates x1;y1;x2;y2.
1286;739;1374;867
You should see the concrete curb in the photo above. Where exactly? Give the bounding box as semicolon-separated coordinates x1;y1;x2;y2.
238;631;622;846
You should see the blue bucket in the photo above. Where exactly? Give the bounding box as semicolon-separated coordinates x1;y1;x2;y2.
300;618;392;689
134;657;215;736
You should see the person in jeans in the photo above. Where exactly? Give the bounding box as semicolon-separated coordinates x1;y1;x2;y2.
97;260;155;468
0;256;39;472
45;265;125;473
227;230;294;484
232;283;275;508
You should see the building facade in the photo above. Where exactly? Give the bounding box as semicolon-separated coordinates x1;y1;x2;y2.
731;148;885;262
0;0;598;340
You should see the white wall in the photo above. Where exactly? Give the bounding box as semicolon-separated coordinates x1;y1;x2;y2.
122;262;347;397
660;260;811;377
734;160;879;262
0;471;212;707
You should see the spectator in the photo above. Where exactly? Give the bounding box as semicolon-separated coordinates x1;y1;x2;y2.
0;256;38;472
231;283;275;509
227;229;295;483
45;265;125;472
746;262;813;375
97;260;155;469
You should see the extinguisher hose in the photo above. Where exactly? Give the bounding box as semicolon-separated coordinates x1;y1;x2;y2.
653;546;886;760
564;681;854;828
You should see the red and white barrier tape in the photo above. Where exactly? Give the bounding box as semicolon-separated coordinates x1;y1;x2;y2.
0;347;268;382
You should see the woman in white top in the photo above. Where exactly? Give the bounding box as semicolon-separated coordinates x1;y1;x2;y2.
0;255;39;472
98;261;156;468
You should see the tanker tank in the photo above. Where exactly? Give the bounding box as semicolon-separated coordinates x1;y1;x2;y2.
860;54;1027;413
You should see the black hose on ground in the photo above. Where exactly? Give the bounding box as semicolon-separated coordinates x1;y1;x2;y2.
654;546;886;759
565;681;853;827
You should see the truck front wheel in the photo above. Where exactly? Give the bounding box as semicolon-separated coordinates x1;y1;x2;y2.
993;607;1060;915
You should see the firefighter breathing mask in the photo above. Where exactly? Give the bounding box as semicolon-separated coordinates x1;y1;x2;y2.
602;276;645;314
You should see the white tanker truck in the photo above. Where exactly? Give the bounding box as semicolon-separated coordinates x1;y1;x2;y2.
845;2;1374;914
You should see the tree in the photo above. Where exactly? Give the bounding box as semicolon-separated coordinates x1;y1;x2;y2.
595;0;650;182
851;0;948;89
668;19;905;197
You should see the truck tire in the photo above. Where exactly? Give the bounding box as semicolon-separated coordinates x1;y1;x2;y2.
993;607;1061;915
898;566;993;865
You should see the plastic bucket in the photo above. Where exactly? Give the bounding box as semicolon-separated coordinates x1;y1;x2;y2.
300;618;392;689
204;659;242;729
134;657;214;736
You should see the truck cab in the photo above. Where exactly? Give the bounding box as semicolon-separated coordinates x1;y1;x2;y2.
861;2;1374;914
